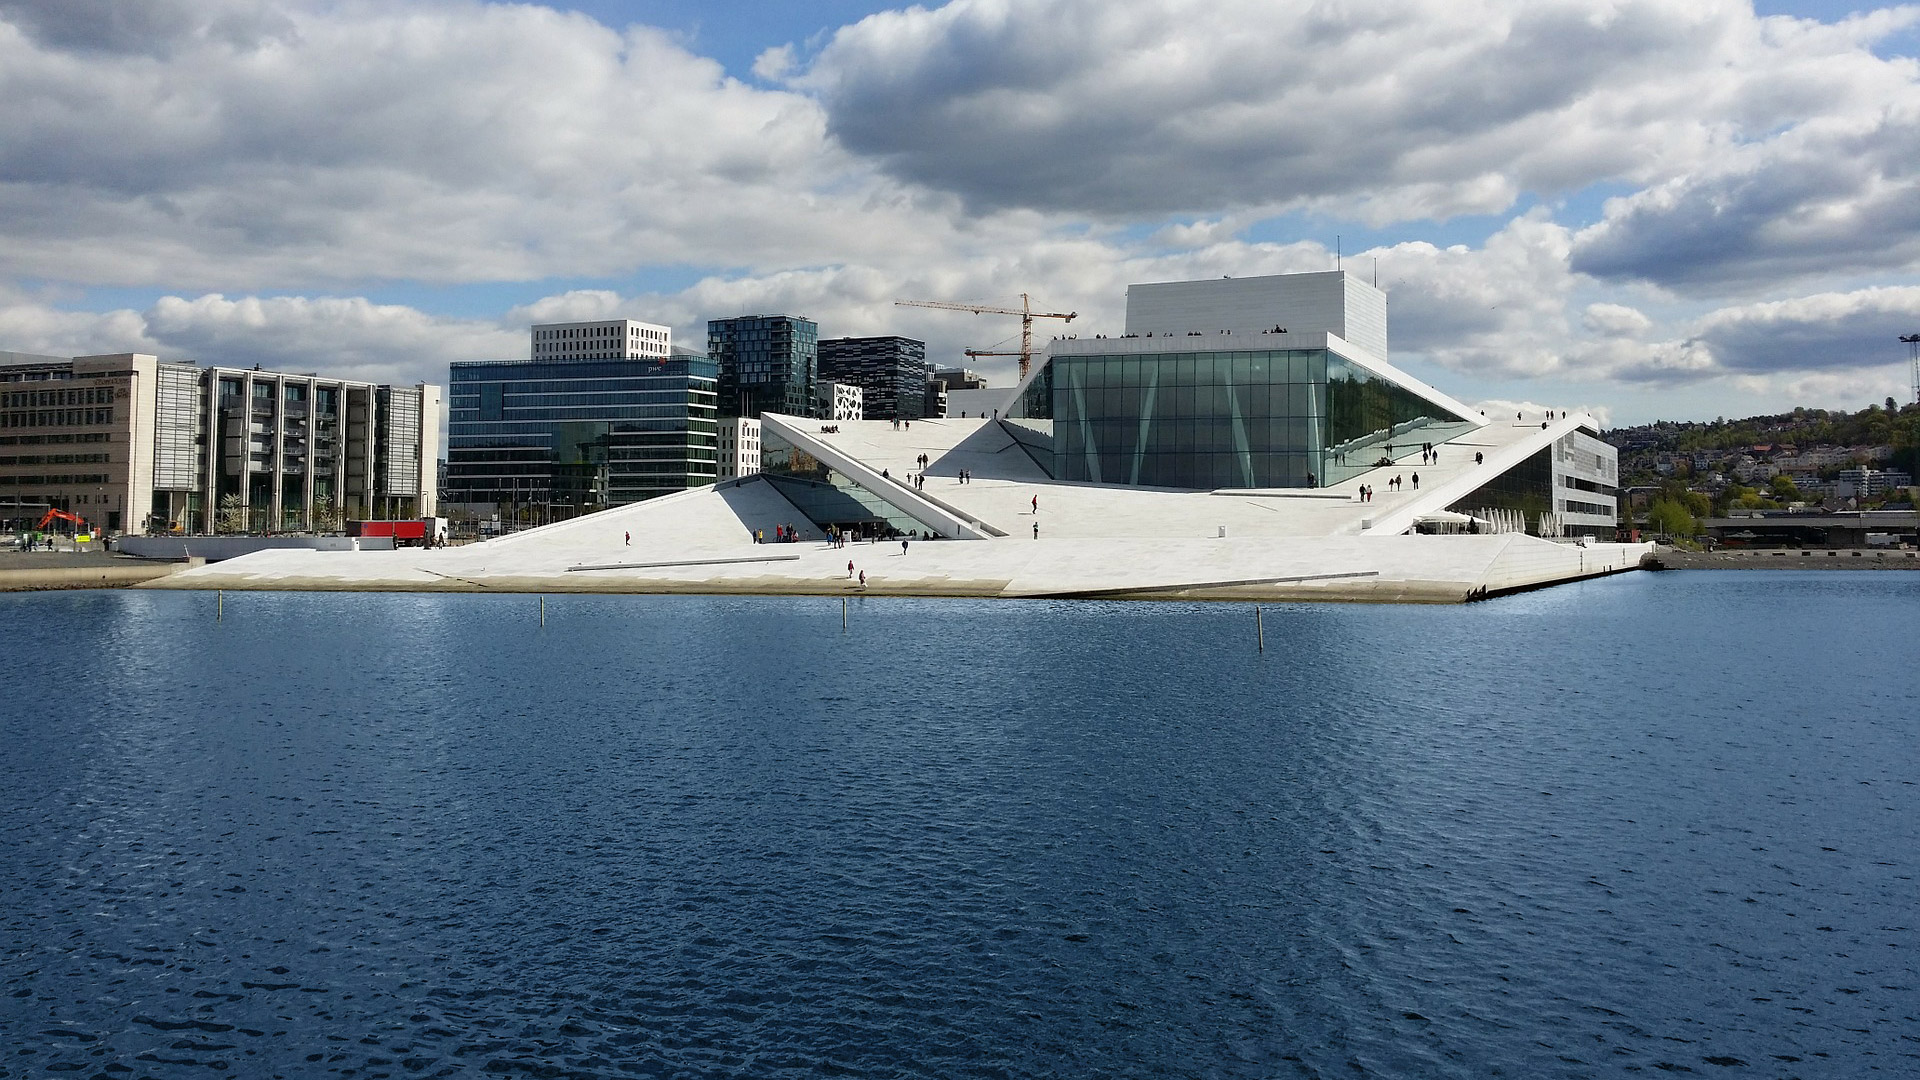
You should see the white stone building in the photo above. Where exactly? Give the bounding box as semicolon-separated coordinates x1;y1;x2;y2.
817;381;864;422
717;416;761;479
531;319;672;361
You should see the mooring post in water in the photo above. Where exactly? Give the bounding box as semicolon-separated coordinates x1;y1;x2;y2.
842;596;848;632
217;590;223;621
1256;604;1263;652
540;595;546;627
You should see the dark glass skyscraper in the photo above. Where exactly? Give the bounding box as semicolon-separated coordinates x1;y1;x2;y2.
818;336;931;420
709;315;818;419
445;355;717;514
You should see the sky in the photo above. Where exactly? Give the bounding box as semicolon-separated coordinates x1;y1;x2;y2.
4;0;1920;427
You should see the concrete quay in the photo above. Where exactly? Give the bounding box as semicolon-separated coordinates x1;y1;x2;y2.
1651;546;1920;570
1;551;192;591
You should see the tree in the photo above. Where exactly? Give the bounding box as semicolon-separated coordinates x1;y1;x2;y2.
1770;474;1801;501
313;494;342;533
216;494;247;534
1647;498;1697;538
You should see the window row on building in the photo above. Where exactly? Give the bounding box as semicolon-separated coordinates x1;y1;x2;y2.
0;350;439;535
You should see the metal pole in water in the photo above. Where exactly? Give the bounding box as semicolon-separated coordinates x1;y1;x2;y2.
217;590;223;621
540;596;546;627
1256;604;1264;652
842;596;848;632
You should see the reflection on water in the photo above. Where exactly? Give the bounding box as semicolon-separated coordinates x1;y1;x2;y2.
2;574;1917;1077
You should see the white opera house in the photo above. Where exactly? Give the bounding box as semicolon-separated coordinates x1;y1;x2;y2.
153;271;1653;602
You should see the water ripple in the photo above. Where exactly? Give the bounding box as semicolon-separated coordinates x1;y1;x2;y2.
2;575;1916;1077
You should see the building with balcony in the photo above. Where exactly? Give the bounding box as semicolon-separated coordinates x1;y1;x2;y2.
2;350;437;535
711;315;818;419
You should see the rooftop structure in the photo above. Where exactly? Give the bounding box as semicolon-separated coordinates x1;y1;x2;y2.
531;319;671;361
1125;269;1387;361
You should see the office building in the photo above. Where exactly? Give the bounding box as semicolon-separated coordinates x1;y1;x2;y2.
2;350;438;534
446;344;718;514
817;381;864;422
818;336;931;420
531;319;671;361
717;416;761;480
710;315;818;419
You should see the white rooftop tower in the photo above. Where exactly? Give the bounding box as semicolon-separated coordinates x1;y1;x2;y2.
531;319;672;361
1124;270;1387;361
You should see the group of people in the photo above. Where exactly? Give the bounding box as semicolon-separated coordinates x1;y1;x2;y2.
1357;472;1422;500
1418;443;1440;465
889;418;912;431
753;523;805;544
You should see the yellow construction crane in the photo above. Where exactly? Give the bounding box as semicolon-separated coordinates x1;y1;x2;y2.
895;293;1076;379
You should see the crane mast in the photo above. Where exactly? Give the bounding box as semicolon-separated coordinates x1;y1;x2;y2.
895;293;1076;379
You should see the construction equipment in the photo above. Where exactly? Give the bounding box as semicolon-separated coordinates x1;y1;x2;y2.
896;293;1076;379
35;507;86;533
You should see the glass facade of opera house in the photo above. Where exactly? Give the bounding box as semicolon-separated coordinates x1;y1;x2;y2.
1013;346;1478;490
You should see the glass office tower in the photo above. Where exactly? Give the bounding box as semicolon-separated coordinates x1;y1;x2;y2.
818;336;931;420
710;315;819;419
445;356;717;513
1024;339;1476;490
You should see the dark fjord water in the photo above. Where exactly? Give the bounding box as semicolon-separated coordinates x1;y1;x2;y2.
1;572;1915;1079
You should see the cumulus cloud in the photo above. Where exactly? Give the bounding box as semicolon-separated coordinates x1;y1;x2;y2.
0;0;297;56
799;0;1916;223
1689;285;1920;373
0;0;891;289
1572;107;1920;293
0;289;516;388
4;0;1919;422
1582;303;1653;337
1364;214;1578;378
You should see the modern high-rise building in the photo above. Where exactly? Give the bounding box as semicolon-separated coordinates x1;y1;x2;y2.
446;341;718;515
531;319;671;361
711;315;819;419
1;350;439;534
818;336;931;421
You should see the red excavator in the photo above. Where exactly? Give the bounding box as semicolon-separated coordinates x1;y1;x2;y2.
34;507;87;533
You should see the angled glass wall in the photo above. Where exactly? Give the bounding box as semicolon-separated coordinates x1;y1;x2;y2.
1045;346;1474;490
759;428;936;537
1321;354;1477;488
